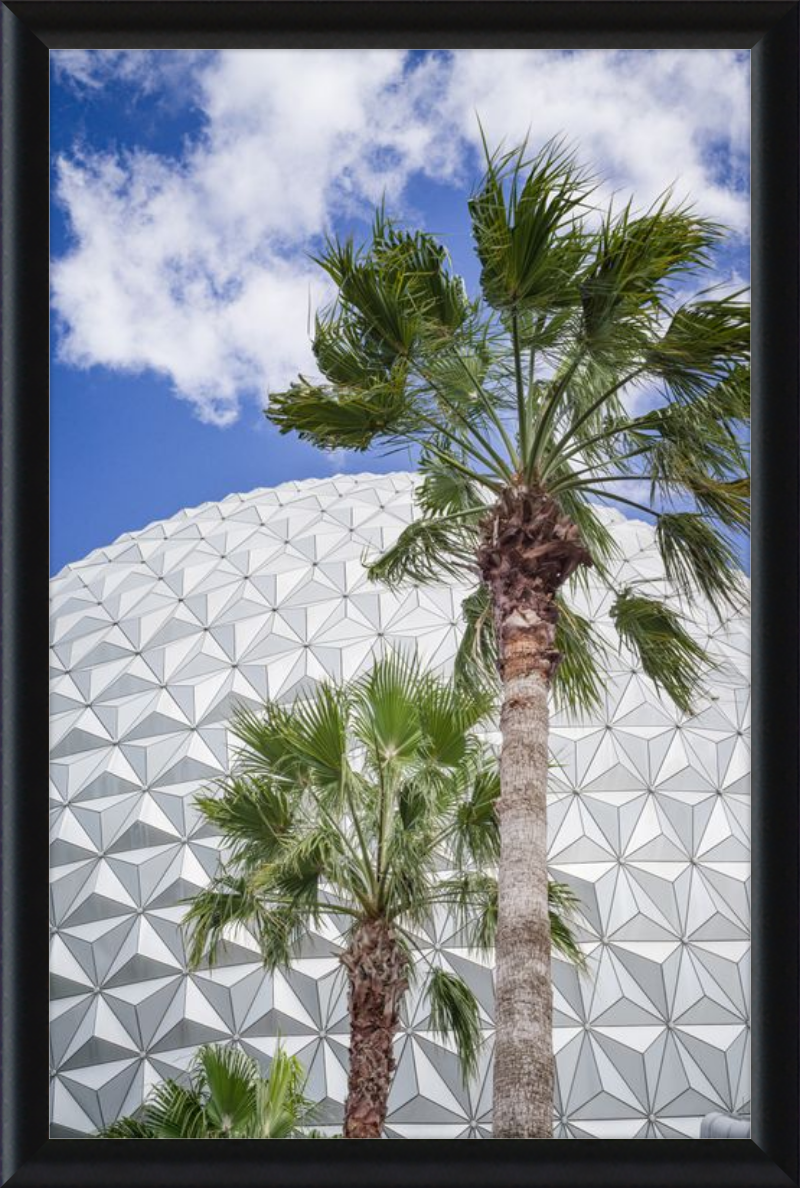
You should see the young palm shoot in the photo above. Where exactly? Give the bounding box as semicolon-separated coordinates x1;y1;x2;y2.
99;1044;312;1139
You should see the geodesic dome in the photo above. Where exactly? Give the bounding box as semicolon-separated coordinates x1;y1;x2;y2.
50;472;750;1138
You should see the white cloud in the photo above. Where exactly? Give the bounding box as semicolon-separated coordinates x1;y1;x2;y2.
439;50;750;229
52;49;206;95
51;49;750;426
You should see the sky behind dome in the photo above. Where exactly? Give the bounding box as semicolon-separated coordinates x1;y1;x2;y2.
50;49;750;574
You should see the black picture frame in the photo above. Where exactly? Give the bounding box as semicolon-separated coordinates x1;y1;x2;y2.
2;2;797;1185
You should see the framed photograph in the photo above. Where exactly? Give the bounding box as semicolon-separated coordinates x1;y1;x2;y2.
3;2;797;1185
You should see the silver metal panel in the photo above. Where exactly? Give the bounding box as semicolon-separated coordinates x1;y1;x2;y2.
50;472;750;1138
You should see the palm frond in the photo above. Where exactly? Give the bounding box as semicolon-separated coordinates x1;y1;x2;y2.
426;967;483;1084
548;880;587;968
312;309;394;389
423;346;493;407
581;195;723;359
469;137;594;312
470;877;499;954
352;652;424;767
98;1043;310;1139
552;596;607;715
431;872;498;954
276;218;473;452
254;903;311;972
144;1079;208;1139
452;765;501;868
194;776;292;866
246;1049;312;1139
453;584;499;694
230;699;301;779
656;512;748;615
366;215;472;337
646;293;750;403
625;391;749;506
431;873;585;971
98;1115;154;1138
416;446;486;516
415;673;494;769
610;588;710;715
268;374;416;452
365;512;479;589
384;829;442;927
182;876;308;973
685;473;750;533
279;682;350;787
704;362;750;422
553;488;620;579
339;264;422;356
182;874;263;970
198;1044;259;1136
264;839;328;919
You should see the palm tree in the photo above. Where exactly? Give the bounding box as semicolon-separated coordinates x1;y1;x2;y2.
182;655;584;1138
265;139;750;1137
99;1043;312;1138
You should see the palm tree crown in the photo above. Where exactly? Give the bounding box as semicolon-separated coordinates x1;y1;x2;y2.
183;655;583;1137
99;1043;311;1139
268;138;749;711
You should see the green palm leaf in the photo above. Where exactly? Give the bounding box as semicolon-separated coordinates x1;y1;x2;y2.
97;1043;311;1139
552;597;607;715
426;967;483;1084
581;196;722;359
416;445;487;516
610;588;709;715
548;880;587;968
247;1049;311;1139
646;293;750;403
181;874;264;969
365;512;480;588
657;512;747;615
268;375;416;452
279;683;350;787
453;764;501;868
453;584;499;695
99;1116;153;1138
686;474;750;532
468;137;594;312
352;652;425;766
143;1079;208;1139
199;1045;259;1136
194;776;292;866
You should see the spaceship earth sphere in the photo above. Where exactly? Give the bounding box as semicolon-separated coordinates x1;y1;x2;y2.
49;472;750;1138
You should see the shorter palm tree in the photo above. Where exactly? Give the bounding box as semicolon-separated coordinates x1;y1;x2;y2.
183;655;584;1138
99;1043;311;1138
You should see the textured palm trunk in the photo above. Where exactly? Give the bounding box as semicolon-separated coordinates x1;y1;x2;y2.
493;651;554;1137
341;918;408;1138
478;487;591;1139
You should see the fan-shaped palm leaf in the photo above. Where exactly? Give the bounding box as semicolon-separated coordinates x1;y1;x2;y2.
97;1043;311;1139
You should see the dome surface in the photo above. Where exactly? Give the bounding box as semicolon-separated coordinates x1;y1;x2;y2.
50;472;750;1138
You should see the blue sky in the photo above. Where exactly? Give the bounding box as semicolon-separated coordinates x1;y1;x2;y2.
50;50;750;575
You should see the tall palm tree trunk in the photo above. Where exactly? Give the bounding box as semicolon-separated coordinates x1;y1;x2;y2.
494;645;555;1137
341;918;408;1138
479;488;591;1138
